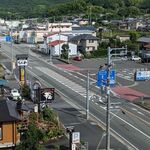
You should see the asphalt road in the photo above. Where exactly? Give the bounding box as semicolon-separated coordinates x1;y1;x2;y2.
1;42;150;150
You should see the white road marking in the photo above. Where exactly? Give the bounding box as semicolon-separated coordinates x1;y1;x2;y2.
28;66;150;146
137;111;144;116
132;108;137;111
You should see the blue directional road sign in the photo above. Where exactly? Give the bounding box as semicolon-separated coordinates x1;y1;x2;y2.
97;70;116;87
135;71;150;81
5;35;12;42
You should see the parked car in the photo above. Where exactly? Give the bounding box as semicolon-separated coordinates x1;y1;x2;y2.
73;56;82;61
10;89;21;100
131;56;141;61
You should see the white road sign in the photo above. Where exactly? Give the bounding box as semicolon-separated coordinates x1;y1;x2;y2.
72;132;80;144
17;59;28;66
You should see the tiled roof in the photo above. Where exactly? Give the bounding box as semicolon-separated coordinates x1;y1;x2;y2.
144;44;150;50
44;32;58;38
48;40;65;46
72;26;96;31
70;34;99;41
0;100;21;122
137;37;150;43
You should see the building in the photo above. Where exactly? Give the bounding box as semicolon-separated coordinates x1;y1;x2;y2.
70;34;99;52
116;35;130;42
48;40;77;56
0;100;21;148
48;22;72;32
137;37;150;62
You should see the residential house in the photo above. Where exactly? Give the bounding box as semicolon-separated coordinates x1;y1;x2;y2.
137;37;150;61
48;22;72;32
79;19;89;26
0;100;21;148
137;37;150;47
38;33;69;54
70;34;99;52
116;35;130;42
48;40;77;56
142;44;150;61
0;99;36;149
44;33;69;43
119;19;144;30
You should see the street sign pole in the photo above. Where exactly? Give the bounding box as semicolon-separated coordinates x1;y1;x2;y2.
10;25;13;74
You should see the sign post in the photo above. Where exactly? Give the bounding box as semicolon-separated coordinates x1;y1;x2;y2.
16;54;28;86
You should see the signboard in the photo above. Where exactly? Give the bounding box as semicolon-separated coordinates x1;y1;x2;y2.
0;36;6;42
5;35;12;42
135;71;150;81
0;79;7;86
97;70;116;87
72;132;80;144
40;88;55;103
17;59;28;66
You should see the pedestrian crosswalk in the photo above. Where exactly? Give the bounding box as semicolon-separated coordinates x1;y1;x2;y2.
117;68;135;81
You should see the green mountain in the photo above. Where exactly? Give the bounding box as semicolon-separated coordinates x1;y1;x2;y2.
0;0;149;19
0;0;72;18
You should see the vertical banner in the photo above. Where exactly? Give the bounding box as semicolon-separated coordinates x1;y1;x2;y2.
19;67;25;85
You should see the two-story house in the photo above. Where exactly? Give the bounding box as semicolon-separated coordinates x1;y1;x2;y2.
70;34;99;53
137;37;150;62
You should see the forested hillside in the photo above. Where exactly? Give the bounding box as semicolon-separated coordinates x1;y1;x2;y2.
0;0;149;19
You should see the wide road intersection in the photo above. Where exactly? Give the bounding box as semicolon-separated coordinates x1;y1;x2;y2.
1;42;150;150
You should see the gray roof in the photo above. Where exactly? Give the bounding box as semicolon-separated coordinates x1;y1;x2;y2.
0;100;21;122
72;26;96;31
137;37;150;43
70;34;99;41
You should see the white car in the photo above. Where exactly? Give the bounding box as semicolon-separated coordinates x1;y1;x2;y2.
10;89;21;100
131;56;141;61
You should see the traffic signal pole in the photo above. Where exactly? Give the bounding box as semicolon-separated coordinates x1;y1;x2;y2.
86;71;90;120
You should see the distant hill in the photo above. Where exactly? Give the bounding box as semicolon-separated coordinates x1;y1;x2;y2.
0;0;149;19
0;0;72;13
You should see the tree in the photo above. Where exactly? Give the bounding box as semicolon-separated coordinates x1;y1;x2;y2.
61;43;69;59
15;124;43;150
21;84;31;99
129;31;140;42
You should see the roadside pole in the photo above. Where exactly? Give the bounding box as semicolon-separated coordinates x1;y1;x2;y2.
106;47;111;150
10;23;13;74
86;71;90;120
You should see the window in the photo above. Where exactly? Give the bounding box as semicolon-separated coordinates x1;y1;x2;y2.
0;124;2;140
89;40;94;43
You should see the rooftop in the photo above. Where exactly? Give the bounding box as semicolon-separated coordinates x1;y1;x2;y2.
137;37;150;43
0;100;21;122
70;34;99;41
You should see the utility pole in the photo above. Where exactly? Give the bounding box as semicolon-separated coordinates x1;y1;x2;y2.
86;71;90;120
106;47;111;150
59;22;61;58
10;21;13;74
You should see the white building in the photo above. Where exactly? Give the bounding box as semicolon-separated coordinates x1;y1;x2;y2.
48;40;77;56
48;22;72;32
44;33;68;43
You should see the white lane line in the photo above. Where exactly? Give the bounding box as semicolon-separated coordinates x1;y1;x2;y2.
28;66;32;69
132;108;137;111
34;66;150;140
137;111;144;116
